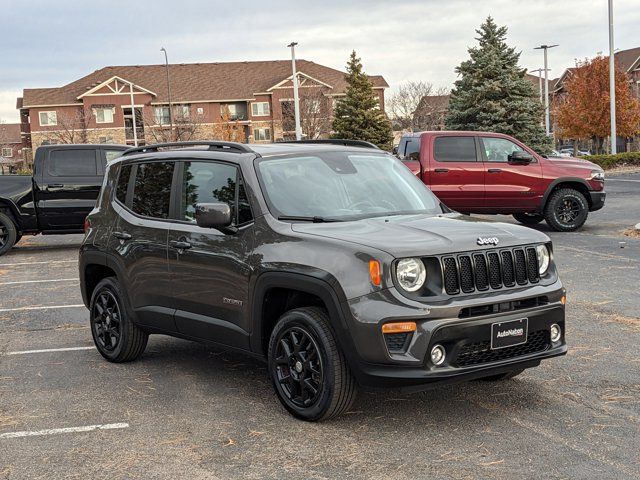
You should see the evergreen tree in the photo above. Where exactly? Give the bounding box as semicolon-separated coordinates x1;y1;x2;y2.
332;51;394;150
445;17;552;153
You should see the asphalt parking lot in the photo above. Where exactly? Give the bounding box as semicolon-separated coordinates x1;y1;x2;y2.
1;172;639;480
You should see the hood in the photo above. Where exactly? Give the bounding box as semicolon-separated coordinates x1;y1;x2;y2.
547;156;602;171
291;213;549;258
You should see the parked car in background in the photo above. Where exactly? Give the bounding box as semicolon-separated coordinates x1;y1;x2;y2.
396;131;605;231
0;144;128;255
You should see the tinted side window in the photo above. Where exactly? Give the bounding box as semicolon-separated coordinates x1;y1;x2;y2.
404;138;421;160
48;149;97;176
237;179;253;225
481;137;523;162
131;162;174;219
433;137;477;162
115;164;132;204
181;161;239;223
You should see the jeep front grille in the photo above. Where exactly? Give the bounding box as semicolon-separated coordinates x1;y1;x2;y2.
442;247;540;296
452;330;550;367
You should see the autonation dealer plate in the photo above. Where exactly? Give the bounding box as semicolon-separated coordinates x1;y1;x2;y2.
491;318;528;350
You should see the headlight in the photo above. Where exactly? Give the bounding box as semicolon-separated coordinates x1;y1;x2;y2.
536;245;550;275
396;258;426;292
590;170;605;181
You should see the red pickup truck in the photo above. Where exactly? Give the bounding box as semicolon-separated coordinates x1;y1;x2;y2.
397;131;606;231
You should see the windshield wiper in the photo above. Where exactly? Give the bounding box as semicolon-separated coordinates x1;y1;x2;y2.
278;215;342;223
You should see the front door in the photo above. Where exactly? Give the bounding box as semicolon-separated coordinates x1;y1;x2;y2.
480;136;543;212
425;135;485;211
168;160;254;349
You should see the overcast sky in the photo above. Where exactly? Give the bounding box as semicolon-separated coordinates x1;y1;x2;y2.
1;0;639;123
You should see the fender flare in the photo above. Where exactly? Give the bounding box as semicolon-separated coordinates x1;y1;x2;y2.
538;177;592;213
0;199;22;228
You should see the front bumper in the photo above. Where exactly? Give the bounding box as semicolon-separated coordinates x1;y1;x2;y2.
589;190;606;211
341;284;566;390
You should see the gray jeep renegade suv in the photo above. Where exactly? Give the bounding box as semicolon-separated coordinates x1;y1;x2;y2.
79;140;567;421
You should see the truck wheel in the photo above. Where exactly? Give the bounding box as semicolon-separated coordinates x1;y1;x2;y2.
480;369;524;381
513;213;544;226
268;307;357;421
0;212;18;256
544;188;589;232
90;277;148;363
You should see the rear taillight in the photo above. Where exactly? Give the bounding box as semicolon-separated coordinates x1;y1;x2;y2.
83;218;91;233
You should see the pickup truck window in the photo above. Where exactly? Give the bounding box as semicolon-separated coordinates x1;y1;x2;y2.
481;137;523;162
105;150;124;162
434;137;477;162
131;162;174;219
48;149;98;176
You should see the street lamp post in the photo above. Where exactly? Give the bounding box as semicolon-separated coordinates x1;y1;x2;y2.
535;44;558;136
129;82;138;147
608;0;617;154
287;42;302;141
160;47;174;141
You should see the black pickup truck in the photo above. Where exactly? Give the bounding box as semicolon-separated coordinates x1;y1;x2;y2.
0;144;128;256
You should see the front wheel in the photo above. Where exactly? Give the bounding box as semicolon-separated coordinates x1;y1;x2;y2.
544;188;589;232
0;212;18;256
268;307;357;421
513;213;544;226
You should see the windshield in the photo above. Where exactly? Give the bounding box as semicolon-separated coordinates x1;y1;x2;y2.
255;152;442;220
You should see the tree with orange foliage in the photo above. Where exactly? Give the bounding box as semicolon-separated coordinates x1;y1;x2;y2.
554;56;640;153
212;106;247;143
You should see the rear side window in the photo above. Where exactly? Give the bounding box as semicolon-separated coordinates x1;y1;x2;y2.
131;162;175;219
115;164;132;204
404;138;421;160
433;137;477;162
48;149;97;176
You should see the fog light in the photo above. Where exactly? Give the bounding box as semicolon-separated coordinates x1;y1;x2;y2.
430;344;446;366
550;324;562;342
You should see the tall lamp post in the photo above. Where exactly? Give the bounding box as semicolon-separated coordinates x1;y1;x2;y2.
287;42;302;141
160;47;174;141
535;44;558;136
608;0;617;154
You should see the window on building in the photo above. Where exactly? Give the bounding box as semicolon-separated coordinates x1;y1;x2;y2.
131;162;175;219
251;102;270;116
154;106;171;125
99;136;114;144
1;148;12;157
197;107;204;115
39;111;57;126
174;105;190;121
222;104;238;120
48;149;97;176
433;136;477;162
94;107;114;123
254;128;271;142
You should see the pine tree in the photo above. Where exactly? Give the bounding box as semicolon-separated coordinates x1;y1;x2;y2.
445;17;552;153
332;51;394;150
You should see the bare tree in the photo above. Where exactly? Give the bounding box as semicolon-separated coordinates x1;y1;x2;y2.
44;107;93;144
142;106;207;143
413;90;450;131
388;81;450;131
282;88;332;139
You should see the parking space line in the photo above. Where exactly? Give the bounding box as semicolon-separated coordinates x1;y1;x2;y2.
0;304;85;313
0;423;129;439
5;346;94;356
0;278;78;286
0;260;77;267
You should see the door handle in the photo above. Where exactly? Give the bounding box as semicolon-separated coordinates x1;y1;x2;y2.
112;231;132;240
170;240;192;250
46;184;64;191
434;168;449;173
487;168;503;173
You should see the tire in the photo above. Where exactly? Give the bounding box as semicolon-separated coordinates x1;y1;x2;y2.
0;212;18;256
89;277;148;362
268;307;357;421
480;369;524;381
513;213;544;226
544;188;589;232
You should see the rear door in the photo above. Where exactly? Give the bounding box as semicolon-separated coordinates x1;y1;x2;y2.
480;136;543;211
37;147;102;230
425;135;485;211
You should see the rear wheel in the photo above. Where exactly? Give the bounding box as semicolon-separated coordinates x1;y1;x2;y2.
544;188;589;232
513;213;544;226
0;212;17;256
90;277;148;362
480;369;524;381
268;307;357;421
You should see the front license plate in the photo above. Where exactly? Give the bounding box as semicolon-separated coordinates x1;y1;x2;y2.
491;318;528;350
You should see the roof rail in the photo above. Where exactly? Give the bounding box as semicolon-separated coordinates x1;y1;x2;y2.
280;139;380;149
122;141;255;156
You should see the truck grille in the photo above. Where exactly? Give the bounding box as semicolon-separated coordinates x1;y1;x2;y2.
442;247;540;296
452;330;550;367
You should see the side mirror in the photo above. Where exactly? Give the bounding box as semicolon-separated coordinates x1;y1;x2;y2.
195;203;234;231
508;151;534;165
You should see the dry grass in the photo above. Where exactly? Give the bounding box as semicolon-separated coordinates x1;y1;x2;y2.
623;228;640;238
605;314;640;332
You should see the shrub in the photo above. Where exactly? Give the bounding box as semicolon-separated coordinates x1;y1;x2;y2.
580;152;640;170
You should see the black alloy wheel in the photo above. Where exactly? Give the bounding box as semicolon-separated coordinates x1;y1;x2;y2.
544;188;589;232
273;326;324;408
0;212;17;256
92;290;122;352
555;197;581;224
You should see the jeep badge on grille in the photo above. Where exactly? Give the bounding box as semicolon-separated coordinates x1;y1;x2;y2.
477;237;499;246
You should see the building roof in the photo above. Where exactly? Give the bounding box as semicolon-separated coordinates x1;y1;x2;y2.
0;123;22;144
615;46;640;72
21;60;389;108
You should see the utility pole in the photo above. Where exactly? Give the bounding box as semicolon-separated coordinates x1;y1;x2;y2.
535;44;558;136
530;68;547;103
287;42;302;141
608;0;617;154
129;82;138;147
160;47;174;141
